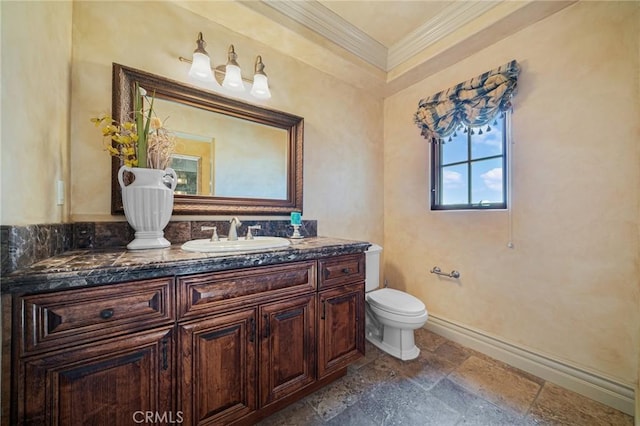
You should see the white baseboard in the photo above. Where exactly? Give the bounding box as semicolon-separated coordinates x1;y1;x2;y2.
425;315;636;416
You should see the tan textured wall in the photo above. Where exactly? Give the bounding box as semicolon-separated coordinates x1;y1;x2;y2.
384;1;639;385
70;1;384;244
1;1;72;225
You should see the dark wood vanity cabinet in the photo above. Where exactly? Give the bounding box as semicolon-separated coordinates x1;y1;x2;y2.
318;254;366;378
8;253;365;425
176;260;318;426
12;277;176;425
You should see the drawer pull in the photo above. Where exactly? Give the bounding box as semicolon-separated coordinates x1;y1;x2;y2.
264;314;270;339
99;308;114;320
161;339;168;370
342;268;351;274
249;318;256;343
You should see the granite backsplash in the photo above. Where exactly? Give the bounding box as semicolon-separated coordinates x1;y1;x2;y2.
1;220;317;275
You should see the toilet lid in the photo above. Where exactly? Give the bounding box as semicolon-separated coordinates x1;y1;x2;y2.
367;288;426;316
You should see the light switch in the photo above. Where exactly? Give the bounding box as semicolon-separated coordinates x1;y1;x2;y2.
56;180;64;206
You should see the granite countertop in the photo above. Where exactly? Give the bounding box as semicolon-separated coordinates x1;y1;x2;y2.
1;237;371;294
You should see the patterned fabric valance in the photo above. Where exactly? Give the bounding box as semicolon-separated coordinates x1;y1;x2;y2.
414;60;520;143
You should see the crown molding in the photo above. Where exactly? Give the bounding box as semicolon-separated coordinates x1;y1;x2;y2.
260;0;388;70
220;0;574;95
387;1;500;70
256;0;501;72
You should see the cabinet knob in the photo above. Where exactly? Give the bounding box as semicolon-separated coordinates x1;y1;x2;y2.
342;268;351;274
99;308;114;319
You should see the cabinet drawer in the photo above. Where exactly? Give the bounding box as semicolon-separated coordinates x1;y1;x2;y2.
318;254;365;289
19;277;175;355
178;260;317;320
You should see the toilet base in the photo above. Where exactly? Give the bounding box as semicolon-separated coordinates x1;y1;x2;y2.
365;324;420;361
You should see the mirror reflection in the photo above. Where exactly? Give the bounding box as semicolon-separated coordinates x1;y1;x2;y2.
154;98;289;199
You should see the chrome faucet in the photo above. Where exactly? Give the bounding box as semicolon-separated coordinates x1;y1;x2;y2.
228;217;242;241
201;226;219;242
246;225;261;240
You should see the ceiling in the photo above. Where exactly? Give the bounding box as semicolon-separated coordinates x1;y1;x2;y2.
319;1;454;48
180;0;575;96
243;0;502;71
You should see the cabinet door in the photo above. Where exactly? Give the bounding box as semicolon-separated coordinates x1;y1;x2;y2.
318;283;365;378
259;294;315;407
18;327;174;426
178;308;257;425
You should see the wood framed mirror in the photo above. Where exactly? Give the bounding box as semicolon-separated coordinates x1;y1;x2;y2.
111;63;303;215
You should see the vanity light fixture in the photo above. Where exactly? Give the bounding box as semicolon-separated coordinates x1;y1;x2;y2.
188;32;214;82
250;56;271;100
222;45;244;91
179;33;272;99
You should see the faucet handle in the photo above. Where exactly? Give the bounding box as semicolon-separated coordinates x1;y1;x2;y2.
246;225;261;240
201;226;219;242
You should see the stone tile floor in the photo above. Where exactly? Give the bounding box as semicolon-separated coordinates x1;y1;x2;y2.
259;328;634;425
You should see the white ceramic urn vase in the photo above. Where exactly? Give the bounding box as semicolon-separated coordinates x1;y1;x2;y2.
118;166;178;250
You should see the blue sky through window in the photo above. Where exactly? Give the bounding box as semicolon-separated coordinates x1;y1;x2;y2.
472;158;503;203
437;117;505;207
442;163;468;204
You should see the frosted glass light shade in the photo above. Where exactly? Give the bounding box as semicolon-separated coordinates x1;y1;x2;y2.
189;52;214;81
250;74;271;99
222;64;244;91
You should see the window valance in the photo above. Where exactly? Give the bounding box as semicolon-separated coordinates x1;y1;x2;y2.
414;60;520;143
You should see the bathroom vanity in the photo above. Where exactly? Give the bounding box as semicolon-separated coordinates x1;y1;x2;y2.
1;237;369;425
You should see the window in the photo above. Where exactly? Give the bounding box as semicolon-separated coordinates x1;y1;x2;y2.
430;114;507;210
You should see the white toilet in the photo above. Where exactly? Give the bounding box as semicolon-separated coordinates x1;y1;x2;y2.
365;244;428;360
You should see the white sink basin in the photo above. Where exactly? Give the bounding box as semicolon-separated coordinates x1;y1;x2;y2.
181;236;291;253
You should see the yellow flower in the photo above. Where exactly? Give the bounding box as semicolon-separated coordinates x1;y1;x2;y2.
102;124;117;136
113;134;132;145
91;115;110;127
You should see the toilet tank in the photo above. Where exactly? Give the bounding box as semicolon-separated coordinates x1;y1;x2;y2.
365;244;383;292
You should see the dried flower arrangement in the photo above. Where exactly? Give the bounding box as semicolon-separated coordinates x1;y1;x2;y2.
90;83;175;169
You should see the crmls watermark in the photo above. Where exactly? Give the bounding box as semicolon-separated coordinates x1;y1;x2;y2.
132;411;184;424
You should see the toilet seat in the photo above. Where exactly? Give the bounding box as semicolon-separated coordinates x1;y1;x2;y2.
366;288;426;316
